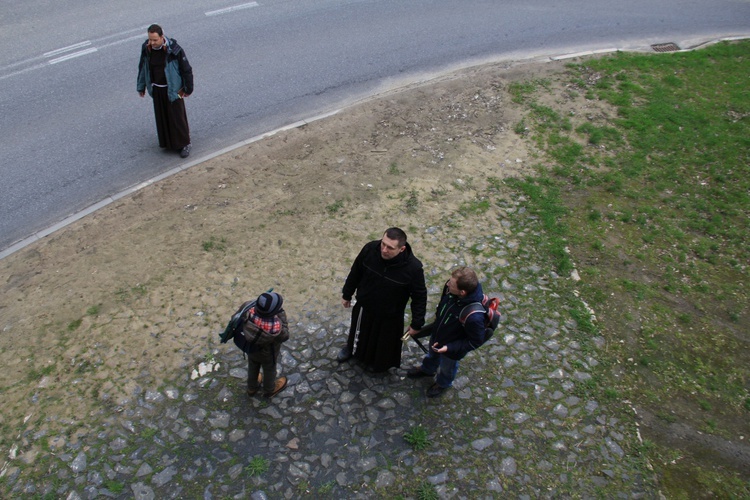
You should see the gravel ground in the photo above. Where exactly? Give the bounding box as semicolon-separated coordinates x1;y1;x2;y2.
5;196;656;499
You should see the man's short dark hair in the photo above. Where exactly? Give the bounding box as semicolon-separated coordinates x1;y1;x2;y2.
148;24;163;36
384;227;407;248
451;266;478;294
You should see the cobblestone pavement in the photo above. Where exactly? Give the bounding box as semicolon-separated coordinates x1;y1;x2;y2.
4;199;657;499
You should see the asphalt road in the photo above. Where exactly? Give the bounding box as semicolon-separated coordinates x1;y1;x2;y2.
1;0;748;255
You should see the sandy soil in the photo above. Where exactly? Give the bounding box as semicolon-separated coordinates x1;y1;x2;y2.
3;59;580;437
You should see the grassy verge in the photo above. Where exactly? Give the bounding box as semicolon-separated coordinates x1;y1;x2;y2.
507;41;750;496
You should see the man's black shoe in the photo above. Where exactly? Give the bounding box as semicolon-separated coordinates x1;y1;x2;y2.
427;383;448;398
406;366;433;378
337;347;352;363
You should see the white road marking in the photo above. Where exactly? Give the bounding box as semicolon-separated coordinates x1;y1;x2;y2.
48;48;98;64
1;26;148;78
1;55;47;72
205;2;259;17
0;63;48;82
44;41;92;58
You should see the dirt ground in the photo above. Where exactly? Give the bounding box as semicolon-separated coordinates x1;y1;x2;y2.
0;58;564;436
1;54;745;487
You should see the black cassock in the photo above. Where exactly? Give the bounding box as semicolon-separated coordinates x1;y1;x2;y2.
342;240;427;371
148;48;190;150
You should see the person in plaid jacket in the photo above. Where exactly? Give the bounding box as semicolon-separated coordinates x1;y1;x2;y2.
243;292;289;398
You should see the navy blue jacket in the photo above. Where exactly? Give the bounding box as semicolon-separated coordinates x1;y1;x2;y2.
429;282;486;360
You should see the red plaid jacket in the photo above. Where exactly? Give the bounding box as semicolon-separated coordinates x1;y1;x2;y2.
247;307;282;335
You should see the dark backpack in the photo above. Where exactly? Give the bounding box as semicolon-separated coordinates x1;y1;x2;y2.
220;288;275;353
459;295;501;346
220;300;263;354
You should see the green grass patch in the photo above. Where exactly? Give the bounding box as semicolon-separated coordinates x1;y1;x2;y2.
326;199;345;215
504;175;573;275
105;481;125;494
202;236;227;252
318;480;335;495
507;40;750;497
403;425;430;451
508;78;551;104
404;189;419;213
458;197;491;216
415;480;439;500
140;427;158;439
67;318;82;331
245;456;269;476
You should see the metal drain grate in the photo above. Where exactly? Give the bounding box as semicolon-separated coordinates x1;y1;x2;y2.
651;42;680;52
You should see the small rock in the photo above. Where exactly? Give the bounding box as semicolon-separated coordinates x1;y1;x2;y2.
131;482;155;500
69;452;87;473
500;457;517;475
471;437;493;451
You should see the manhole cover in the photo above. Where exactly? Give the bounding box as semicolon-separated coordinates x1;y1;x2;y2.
651;42;680;52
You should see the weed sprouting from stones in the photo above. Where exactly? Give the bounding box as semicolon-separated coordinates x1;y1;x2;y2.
404;425;430;451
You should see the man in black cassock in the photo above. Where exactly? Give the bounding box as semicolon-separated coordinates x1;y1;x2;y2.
338;227;427;373
137;24;193;158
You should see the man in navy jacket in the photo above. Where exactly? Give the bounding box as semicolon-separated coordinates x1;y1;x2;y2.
406;266;485;397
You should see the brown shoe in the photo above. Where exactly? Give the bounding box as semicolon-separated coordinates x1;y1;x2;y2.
246;373;263;397
264;376;288;399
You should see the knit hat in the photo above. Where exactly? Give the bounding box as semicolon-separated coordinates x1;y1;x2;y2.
255;292;283;317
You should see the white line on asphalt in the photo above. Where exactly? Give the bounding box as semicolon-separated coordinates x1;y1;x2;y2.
1;54;47;72
0;62;48;82
2;28;145;77
44;41;92;58
48;48;98;64
205;2;259;16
